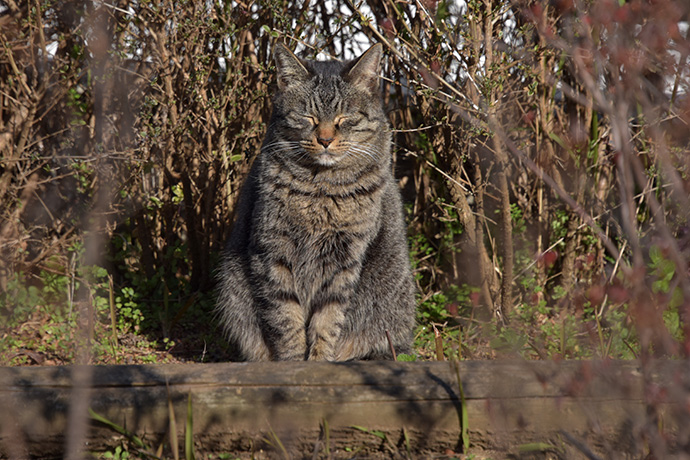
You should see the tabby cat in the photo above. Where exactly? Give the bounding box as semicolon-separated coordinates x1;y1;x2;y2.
216;42;416;361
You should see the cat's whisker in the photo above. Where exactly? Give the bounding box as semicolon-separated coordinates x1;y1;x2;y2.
345;141;381;151
262;140;302;151
346;145;380;162
265;144;302;150
262;140;308;158
356;146;383;159
296;151;313;162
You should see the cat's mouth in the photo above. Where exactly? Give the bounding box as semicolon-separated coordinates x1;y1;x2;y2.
313;149;344;166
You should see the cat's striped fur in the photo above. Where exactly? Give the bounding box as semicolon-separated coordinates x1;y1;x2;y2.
216;43;416;361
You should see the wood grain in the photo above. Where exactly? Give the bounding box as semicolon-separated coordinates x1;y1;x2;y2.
1;360;688;457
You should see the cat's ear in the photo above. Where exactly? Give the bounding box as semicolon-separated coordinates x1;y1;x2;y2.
345;43;383;93
274;43;310;90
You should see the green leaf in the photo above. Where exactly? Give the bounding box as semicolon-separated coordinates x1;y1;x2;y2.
350;425;387;441
396;353;417;362
89;408;148;449
185;393;195;460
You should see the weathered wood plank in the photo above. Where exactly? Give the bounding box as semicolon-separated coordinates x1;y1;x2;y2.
0;360;688;458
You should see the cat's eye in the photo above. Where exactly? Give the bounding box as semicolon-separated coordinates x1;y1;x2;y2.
335;115;365;130
304;116;318;127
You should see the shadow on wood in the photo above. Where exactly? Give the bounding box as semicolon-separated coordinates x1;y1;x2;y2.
1;360;689;458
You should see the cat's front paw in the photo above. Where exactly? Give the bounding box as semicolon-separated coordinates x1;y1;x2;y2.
307;344;335;361
273;350;308;361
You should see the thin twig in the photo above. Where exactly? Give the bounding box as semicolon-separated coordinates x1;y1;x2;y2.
385;330;397;361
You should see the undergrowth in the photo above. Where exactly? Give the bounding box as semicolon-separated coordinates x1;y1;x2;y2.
0;0;688;369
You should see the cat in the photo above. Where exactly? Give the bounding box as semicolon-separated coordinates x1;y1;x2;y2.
216;42;416;361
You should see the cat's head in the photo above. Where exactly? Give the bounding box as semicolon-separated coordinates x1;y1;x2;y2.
266;43;390;169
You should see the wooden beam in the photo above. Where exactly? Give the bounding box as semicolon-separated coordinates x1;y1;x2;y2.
0;360;688;458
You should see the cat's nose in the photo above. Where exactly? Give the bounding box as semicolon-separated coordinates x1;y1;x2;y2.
317;136;334;148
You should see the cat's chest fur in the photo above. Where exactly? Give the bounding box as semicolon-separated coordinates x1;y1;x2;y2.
262;156;386;231
255;156;386;303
